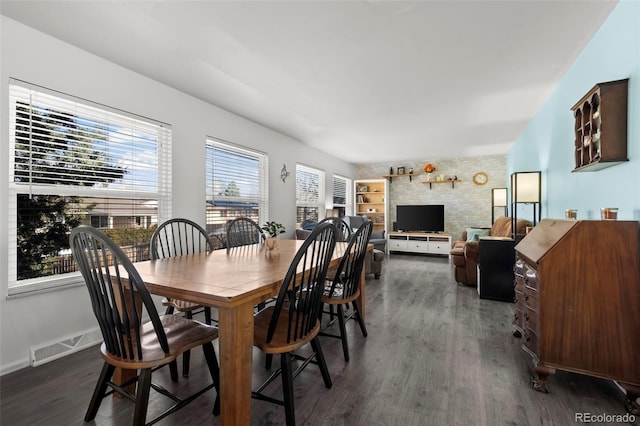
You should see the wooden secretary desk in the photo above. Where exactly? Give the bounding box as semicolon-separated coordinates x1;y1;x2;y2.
513;219;640;414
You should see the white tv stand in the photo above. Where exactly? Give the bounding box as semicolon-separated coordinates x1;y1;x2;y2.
388;232;452;256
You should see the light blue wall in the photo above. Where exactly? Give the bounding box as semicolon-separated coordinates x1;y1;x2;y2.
508;0;640;221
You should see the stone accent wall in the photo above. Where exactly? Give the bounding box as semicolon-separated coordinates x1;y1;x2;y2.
356;154;507;240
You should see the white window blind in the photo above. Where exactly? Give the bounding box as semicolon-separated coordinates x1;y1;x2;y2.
332;175;351;217
205;138;268;245
296;164;325;223
8;80;172;294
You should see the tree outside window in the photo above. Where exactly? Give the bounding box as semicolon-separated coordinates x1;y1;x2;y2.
8;81;171;290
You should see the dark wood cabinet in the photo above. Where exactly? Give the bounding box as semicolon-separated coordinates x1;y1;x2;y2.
571;79;628;172
513;219;640;414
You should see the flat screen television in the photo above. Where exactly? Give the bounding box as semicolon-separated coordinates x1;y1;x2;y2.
396;204;445;233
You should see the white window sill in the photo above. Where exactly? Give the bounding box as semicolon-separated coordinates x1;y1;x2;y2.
7;273;85;298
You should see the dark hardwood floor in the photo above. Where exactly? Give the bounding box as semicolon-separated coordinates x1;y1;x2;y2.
2;254;638;425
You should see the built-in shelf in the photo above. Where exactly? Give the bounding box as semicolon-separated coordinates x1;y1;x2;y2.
383;173;418;183
422;180;461;189
354;178;387;234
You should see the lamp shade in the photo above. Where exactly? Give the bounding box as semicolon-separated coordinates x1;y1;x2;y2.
511;171;541;203
492;188;507;207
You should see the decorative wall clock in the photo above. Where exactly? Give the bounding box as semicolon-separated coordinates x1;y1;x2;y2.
473;172;488;185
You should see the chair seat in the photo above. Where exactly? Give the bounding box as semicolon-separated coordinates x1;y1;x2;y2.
162;297;204;312
254;307;320;354
102;315;218;370
322;282;360;305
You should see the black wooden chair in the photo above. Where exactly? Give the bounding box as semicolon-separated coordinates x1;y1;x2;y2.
225;217;265;251
319;219;372;361
151;218;215;378
317;216;352;242
251;222;337;426
151;218;215;324
70;225;220;426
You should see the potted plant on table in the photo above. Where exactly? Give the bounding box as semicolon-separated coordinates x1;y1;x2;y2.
262;221;286;253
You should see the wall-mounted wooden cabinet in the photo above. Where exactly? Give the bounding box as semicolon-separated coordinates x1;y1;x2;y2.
571;79;628;172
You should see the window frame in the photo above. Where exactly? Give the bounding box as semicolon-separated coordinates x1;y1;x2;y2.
295;164;325;224
7;79;172;296
205;138;269;243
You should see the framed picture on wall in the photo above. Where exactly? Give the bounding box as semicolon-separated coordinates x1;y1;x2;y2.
397;167;405;175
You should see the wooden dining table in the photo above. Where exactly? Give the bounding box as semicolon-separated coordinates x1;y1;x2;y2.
128;239;363;426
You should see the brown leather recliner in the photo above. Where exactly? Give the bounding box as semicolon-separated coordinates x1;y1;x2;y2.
450;216;532;287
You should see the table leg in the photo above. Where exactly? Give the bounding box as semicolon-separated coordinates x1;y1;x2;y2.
218;302;255;426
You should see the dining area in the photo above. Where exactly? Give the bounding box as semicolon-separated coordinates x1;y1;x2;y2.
68;217;372;426
3;233;635;425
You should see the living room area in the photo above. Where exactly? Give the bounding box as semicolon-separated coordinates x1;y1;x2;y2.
349;0;640;414
2;0;640;424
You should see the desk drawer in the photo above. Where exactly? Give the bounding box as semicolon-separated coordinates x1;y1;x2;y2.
524;286;538;311
524;268;538;290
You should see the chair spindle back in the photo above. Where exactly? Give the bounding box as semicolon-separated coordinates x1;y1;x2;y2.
326;220;373;300
150;218;214;260
267;222;337;344
225;217;265;252
70;225;168;360
318;216;352;242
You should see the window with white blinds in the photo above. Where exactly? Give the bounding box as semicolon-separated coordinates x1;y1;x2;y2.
205;139;268;246
296;164;325;223
8;80;172;294
332;175;352;217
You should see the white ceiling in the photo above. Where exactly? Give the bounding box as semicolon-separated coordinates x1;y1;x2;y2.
1;0;617;164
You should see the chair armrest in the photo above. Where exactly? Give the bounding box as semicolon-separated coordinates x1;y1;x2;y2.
463;241;480;263
370;238;386;252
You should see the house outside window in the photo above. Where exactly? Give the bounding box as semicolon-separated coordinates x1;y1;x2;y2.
205;139;268;248
296;164;325;224
8;80;171;294
90;216;109;228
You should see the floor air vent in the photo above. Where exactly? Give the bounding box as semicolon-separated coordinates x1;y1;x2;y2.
30;328;103;366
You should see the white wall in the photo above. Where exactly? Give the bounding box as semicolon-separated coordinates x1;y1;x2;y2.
0;17;355;374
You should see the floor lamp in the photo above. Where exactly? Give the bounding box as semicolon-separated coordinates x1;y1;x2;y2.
510;171;541;240
491;187;508;224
